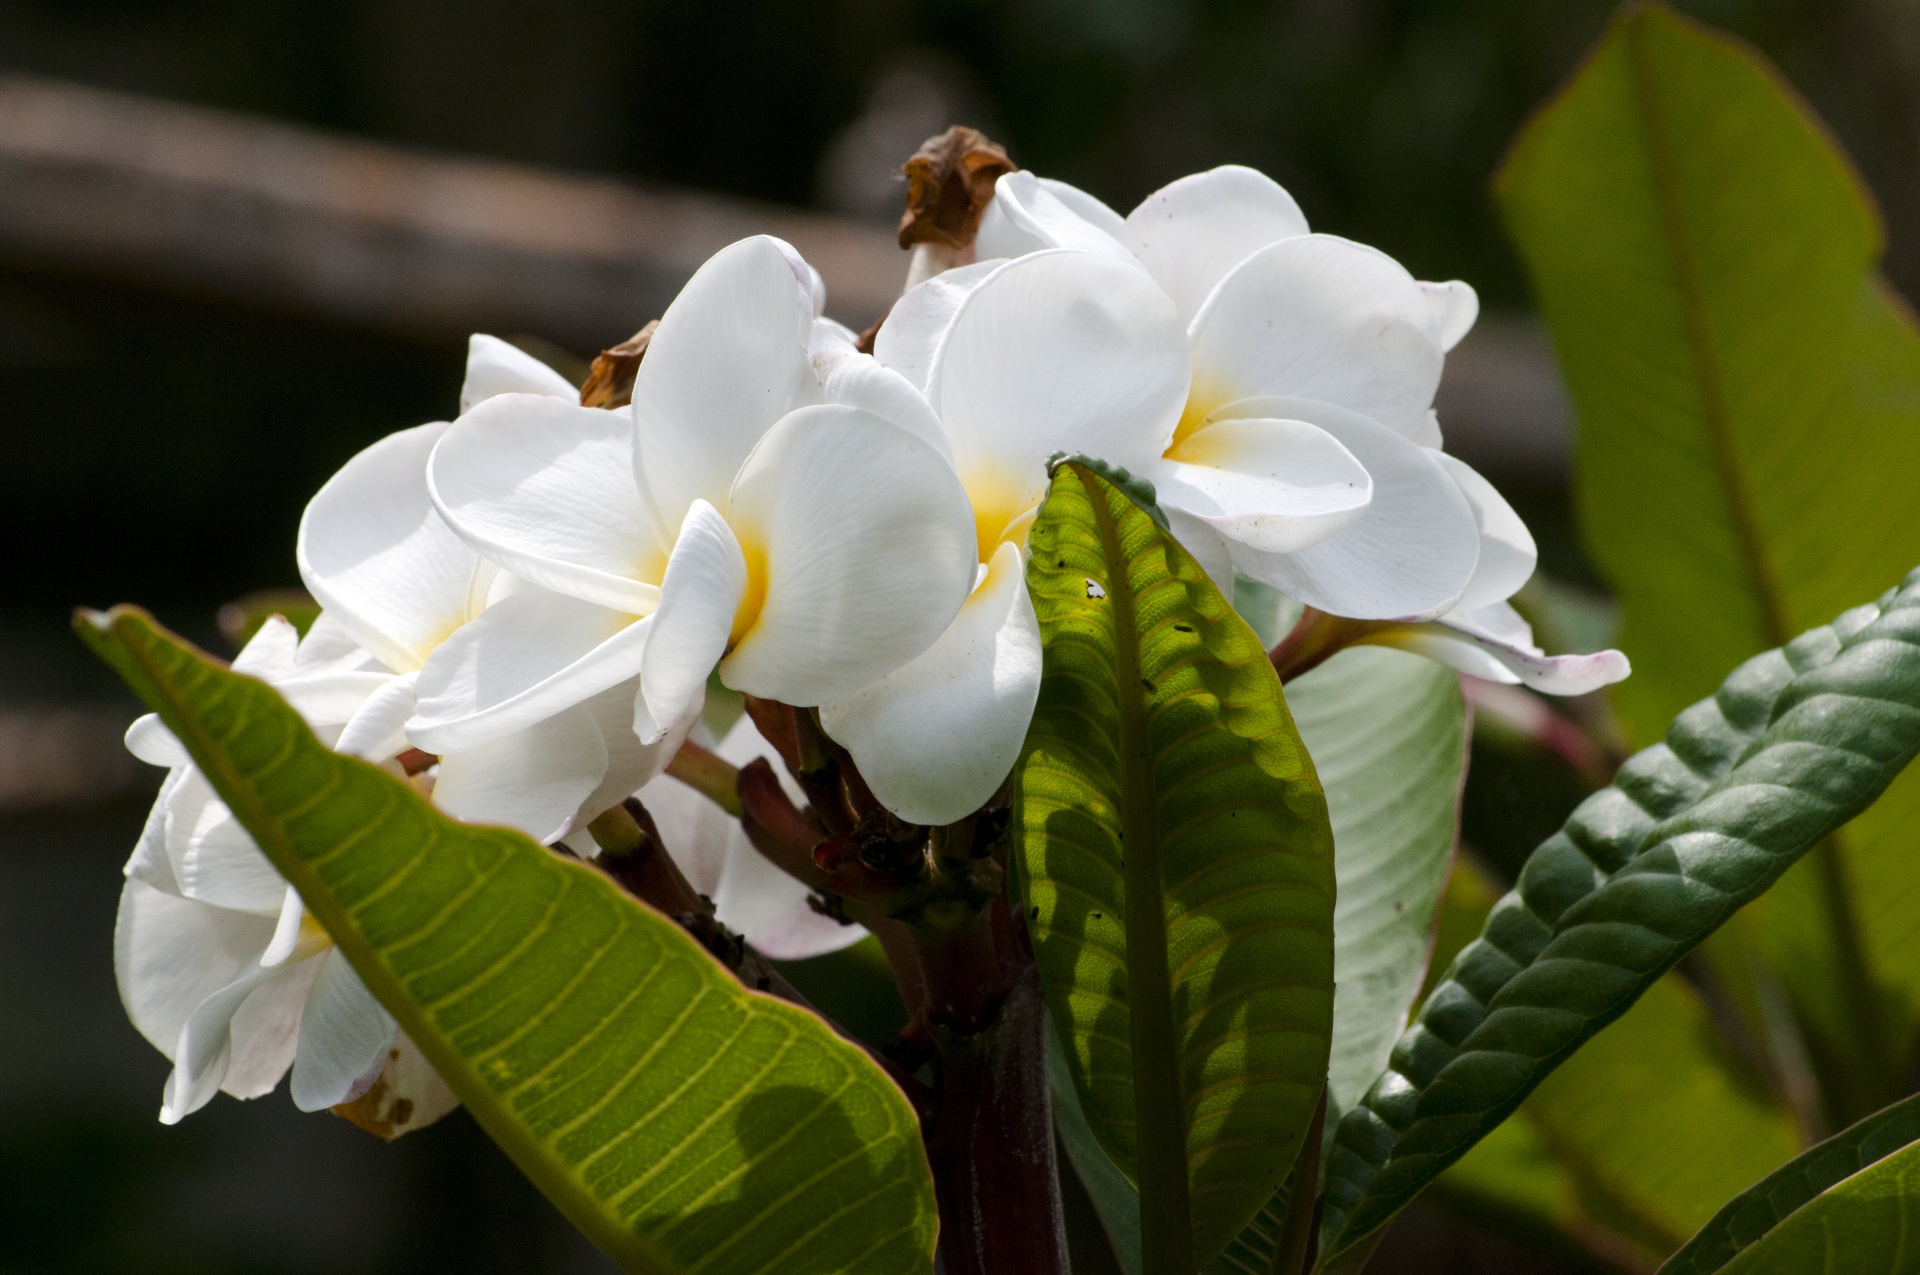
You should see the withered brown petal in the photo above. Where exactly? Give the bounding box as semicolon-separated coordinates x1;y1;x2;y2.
577;319;660;410
896;125;1015;253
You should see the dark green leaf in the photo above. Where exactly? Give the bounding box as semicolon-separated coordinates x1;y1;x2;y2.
1051;1024;1144;1275
1318;570;1920;1259
1017;462;1336;1270
1662;1091;1920;1274
78;605;937;1275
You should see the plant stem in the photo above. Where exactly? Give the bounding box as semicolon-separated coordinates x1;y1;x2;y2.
1080;466;1195;1275
664;738;742;817
1273;1092;1325;1275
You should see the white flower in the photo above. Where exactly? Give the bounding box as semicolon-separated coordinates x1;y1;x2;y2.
116;336;664;1129
892;164;1627;695
411;235;979;767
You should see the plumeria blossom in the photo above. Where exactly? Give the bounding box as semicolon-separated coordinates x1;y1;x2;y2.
886;163;1626;696
116;337;680;1129
413;235;979;775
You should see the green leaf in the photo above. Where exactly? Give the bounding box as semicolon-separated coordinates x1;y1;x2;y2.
1317;570;1920;1259
78;606;937;1275
1287;647;1465;1121
1662;1091;1920;1274
1016;462;1337;1271
1496;0;1920;1121
1051;1024;1144;1275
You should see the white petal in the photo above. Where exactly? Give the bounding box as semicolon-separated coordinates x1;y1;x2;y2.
821;541;1041;825
930;250;1191;540
632;236;824;523
221;954;323;1101
258;885;309;968
1156;416;1372;556
1188;235;1446;440
721;406;978;706
295;611;376;671
334;672;418;761
639;742;736;898
460;333;577;411
815;347;953;460
232;615;301;681
332;1029;460;1138
429;393;667;614
408;587;650;755
1371;604;1630;696
271;670;394;729
1040;178;1127;237
708;716;864;960
290;950;398;1112
1432;453;1537;612
1215;397;1480;620
433;702;609;842
639;502;747;744
296;423;493;673
974;171;1136;264
163;770;288;915
1162;505;1237;597
573;680;701;825
1419;281;1479;352
1120;165;1309;324
160;954;309;1122
115;878;274;1062
873;258;1002;393
126;713;189;768
125;770;185;896
810;316;858;358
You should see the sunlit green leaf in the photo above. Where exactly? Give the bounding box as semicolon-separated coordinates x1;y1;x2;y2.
78;605;938;1275
1318;570;1920;1259
1662;1090;1920;1274
1017;462;1336;1270
1497;0;1920;1122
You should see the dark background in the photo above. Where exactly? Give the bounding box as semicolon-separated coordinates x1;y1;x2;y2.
0;1;1912;1270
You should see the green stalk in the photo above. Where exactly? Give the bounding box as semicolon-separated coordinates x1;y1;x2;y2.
1082;467;1195;1275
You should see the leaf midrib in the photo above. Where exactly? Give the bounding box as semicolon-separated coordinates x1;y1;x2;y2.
1081;466;1197;1275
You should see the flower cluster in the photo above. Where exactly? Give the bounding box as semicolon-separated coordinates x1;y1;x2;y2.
115;153;1626;1129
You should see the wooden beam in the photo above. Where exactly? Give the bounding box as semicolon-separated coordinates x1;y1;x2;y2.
0;73;909;349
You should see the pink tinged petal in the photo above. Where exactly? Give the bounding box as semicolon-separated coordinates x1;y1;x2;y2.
115;878;274;1063
460;334;577;412
408;587;650;754
1215;397;1481;621
432;703;610;842
220;954;323;1101
232;615;301;680
1369;604;1630;696
975;171;1135;264
873;258;1002;393
1120;164;1310;324
815;347;953;460
639;501;747;744
707;716;864;959
428;393;667;614
1162;505;1237;597
1156;416;1372;556
297;423;492;674
573;679;701;827
1419;280;1479;352
334;672;418;762
720;406;979;706
930;251;1191;528
820;541;1041;826
126;713;188;768
290;950;398;1112
632;235;824;523
1188;234;1446;440
1433;453;1537;612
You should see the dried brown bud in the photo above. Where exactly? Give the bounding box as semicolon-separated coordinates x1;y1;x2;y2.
896;126;1015;253
578;319;660;409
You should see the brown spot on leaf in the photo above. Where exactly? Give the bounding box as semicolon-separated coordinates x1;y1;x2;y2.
579;319;660;410
896;126;1015;253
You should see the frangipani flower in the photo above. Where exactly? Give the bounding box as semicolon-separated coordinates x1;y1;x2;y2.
413;235;979;768
116;336;667;1130
908;164;1627;695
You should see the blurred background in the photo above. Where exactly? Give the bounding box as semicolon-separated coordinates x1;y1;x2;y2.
1;0;1915;1270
